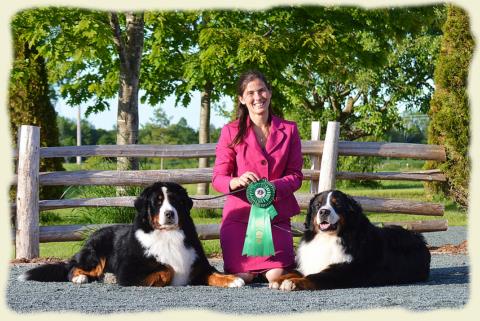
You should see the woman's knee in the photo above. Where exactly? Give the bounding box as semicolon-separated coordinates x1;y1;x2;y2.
265;268;286;282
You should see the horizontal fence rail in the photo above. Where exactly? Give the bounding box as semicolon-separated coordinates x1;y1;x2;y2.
9;168;446;186
10;220;449;244
334;141;446;160
336;169;446;182
9;193;444;216
12;141;447;161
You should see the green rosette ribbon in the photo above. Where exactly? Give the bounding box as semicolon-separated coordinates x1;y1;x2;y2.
242;179;278;257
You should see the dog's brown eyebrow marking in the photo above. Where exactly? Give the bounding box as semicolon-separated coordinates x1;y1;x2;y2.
331;196;337;204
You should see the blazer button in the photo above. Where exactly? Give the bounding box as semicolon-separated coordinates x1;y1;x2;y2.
261;160;267;165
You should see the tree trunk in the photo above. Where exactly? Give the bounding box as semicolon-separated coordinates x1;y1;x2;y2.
110;12;144;172
197;82;212;195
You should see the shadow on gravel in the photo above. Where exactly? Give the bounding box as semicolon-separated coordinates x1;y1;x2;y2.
426;266;469;285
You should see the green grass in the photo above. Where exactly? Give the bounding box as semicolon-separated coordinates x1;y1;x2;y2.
38;241;84;259
24;158;467;259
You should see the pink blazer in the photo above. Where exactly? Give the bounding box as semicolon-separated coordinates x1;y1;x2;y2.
212;115;303;224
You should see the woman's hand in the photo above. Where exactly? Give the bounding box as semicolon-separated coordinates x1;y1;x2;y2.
229;171;260;190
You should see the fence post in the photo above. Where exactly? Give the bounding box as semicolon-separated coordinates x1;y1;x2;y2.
16;125;40;259
318;121;340;192
310;121;321;194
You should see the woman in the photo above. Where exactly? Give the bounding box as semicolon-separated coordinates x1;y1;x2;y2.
212;70;303;283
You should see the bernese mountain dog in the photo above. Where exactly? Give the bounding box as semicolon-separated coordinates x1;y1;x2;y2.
269;190;431;291
20;182;244;288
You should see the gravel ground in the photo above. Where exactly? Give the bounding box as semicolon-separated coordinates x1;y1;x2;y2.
5;227;469;315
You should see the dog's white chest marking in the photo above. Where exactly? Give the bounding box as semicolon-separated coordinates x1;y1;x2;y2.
135;229;197;286
297;233;353;276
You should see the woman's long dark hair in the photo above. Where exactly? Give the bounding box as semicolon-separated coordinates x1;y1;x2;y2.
230;70;274;146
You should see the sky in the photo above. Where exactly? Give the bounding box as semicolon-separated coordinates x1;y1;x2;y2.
55;91;234;130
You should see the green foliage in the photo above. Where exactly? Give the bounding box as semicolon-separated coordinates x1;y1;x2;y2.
57;115;116;147
12;9;145;171
39;211;63;225
337;156;382;189
8;34;64;199
139;117;198;145
62;157;141;224
142;10;293;117
13;7;445;139
425;5;473;207
282;5;445;143
142;7;445;152
12;8;118;115
191;209;222;219
386;113;429;143
73;191;138;225
56;115;115;163
11;6;447;187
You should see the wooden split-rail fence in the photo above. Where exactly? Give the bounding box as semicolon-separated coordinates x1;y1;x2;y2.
11;122;447;259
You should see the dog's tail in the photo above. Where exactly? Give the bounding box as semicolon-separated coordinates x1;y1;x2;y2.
18;262;72;282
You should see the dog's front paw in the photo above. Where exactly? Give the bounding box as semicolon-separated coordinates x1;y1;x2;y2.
268;272;303;290
279;279;299;291
228;277;245;288
268;280;281;289
101;273;117;284
71;274;89;284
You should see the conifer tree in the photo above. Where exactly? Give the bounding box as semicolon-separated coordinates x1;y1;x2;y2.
426;5;474;207
9;38;64;200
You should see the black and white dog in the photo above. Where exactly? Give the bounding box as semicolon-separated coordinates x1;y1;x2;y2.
20;182;244;288
270;190;431;291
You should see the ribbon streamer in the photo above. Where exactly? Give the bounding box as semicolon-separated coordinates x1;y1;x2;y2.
242;179;278;257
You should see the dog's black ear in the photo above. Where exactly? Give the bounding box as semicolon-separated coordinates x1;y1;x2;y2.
186;197;193;211
341;192;370;228
170;183;193;212
181;186;193;211
134;186;151;214
345;193;363;215
305;193;318;230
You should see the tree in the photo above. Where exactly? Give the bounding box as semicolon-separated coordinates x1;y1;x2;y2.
273;6;444;142
140;115;197;146
57;116;116;147
143;9;294;193
386;113;429;144
8;35;64;199
143;7;444;144
12;6;446;184
12;8;144;171
110;12;144;171
143;11;223;194
218;6;444;179
57;116;77;147
426;5;473;207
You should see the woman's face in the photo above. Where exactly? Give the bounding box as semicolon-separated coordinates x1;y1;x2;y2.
239;78;272;117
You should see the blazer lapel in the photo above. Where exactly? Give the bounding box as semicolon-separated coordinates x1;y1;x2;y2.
265;115;286;154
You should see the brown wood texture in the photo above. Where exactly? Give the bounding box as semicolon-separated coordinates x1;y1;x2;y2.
12;219;448;243
9;168;446;187
318;122;340;192
15;126;40;259
12;140;446;161
10;193;444;216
